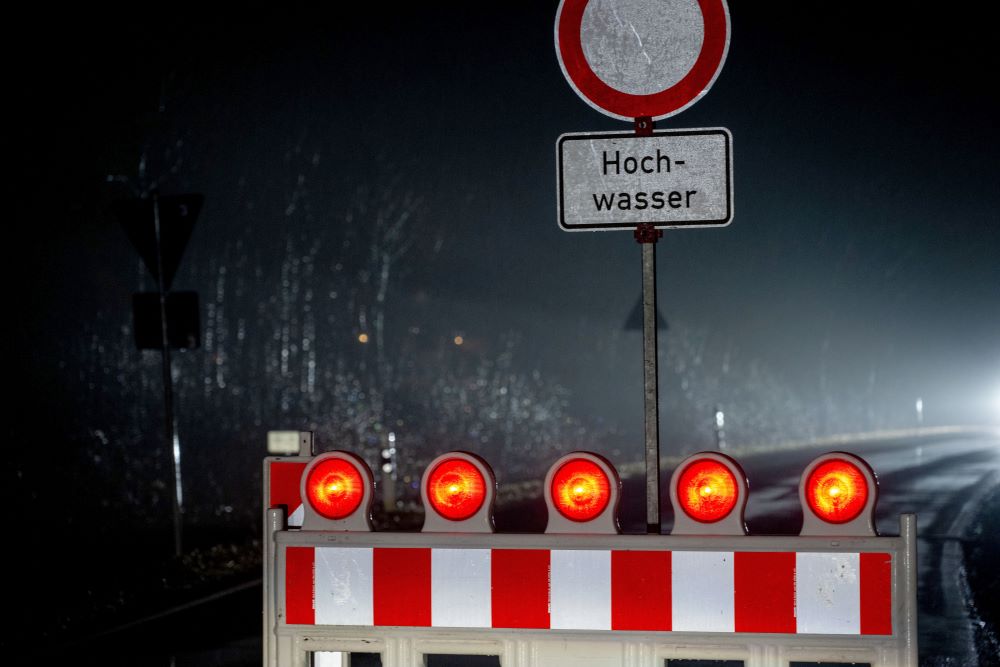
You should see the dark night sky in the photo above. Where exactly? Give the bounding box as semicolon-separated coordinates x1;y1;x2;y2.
4;4;999;494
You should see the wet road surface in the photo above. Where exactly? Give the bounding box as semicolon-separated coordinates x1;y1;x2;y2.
44;428;1000;666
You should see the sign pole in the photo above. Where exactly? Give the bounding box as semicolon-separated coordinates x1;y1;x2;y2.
636;222;663;534
153;193;184;556
633;113;663;534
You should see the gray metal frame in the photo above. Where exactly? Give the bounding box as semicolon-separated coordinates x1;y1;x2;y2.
264;434;315;667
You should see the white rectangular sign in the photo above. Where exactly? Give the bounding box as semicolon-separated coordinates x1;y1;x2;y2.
267;430;302;455
557;128;733;231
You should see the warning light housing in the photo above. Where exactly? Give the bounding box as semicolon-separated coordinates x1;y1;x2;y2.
806;459;868;523
427;458;487;520
799;451;878;536
307;457;365;519
544;452;620;534
551;458;611;521
299;451;374;531
669;452;748;535
421;452;496;533
677;458;739;522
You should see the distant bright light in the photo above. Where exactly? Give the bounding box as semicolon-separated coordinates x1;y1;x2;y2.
357;333;369;344
453;335;464;346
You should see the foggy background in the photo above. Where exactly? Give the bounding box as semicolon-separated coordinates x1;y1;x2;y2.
5;4;998;550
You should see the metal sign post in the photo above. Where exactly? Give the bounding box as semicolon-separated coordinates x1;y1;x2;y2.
554;0;733;534
635;221;662;533
152;193;184;557
116;192;203;557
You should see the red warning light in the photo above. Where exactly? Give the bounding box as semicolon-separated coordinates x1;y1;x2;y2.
677;459;739;523
305;457;365;520
551;458;611;522
427;458;487;521
806;458;869;524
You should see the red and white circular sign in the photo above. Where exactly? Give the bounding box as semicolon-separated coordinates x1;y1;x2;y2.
555;0;730;121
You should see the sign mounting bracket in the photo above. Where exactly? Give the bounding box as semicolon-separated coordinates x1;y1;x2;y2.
634;116;655;137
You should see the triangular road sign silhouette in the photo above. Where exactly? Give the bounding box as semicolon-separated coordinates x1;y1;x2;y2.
624;293;668;331
116;194;203;291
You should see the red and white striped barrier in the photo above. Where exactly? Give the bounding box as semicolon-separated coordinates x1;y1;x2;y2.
284;546;893;635
269;461;307;528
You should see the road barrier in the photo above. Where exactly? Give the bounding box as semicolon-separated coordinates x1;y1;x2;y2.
263;440;918;667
